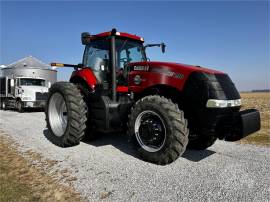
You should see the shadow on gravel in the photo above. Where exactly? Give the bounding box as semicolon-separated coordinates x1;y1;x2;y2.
43;129;216;163
1;108;44;113
84;132;217;162
182;149;216;162
22;108;44;113
83;132;139;159
43;129;138;158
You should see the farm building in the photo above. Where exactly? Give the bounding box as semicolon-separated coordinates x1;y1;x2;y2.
0;56;57;83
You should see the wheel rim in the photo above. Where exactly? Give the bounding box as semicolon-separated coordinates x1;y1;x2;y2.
135;110;166;152
48;93;68;137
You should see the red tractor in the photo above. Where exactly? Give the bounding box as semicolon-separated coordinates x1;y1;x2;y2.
45;29;260;165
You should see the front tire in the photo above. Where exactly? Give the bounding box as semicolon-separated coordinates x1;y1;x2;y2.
16;100;24;113
128;96;189;165
1;100;6;110
45;82;87;147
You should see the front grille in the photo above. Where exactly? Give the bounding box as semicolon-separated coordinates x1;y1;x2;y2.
36;92;48;101
209;74;240;100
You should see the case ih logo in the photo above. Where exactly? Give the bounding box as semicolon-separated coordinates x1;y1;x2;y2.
132;66;184;79
133;65;150;71
151;68;184;79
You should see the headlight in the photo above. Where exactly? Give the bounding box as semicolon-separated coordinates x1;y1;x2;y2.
206;99;241;108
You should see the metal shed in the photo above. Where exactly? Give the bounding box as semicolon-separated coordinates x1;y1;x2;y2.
0;56;57;83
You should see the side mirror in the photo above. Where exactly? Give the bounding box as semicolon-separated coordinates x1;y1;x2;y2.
81;32;91;45
10;79;14;87
161;43;166;53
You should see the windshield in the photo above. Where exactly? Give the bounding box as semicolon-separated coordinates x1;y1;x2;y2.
116;39;146;68
20;78;45;86
83;38;146;71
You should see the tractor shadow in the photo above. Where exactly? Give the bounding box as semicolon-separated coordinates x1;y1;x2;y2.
83;132;216;162
83;132;138;158
43;129;216;163
182;149;216;162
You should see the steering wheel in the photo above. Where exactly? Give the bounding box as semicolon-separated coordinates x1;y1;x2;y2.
119;58;128;62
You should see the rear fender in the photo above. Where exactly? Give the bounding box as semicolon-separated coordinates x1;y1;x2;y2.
70;68;97;91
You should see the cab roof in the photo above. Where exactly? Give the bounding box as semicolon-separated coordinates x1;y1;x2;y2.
90;31;144;42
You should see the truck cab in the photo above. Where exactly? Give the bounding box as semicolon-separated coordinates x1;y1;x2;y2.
0;76;50;111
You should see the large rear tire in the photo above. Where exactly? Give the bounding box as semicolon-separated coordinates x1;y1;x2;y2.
45;82;87;147
75;83;97;141
128;96;189;165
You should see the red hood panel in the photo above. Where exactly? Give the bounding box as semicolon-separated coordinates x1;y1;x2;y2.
128;61;225;92
130;61;224;75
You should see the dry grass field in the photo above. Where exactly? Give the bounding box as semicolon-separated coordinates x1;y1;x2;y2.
0;134;84;202
239;92;270;147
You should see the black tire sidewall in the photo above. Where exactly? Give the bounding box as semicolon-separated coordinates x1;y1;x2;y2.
17;101;23;112
45;82;87;147
133;101;173;156
129;96;188;164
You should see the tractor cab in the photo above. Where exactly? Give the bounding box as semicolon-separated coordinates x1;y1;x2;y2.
81;30;146;92
79;29;165;97
83;35;146;72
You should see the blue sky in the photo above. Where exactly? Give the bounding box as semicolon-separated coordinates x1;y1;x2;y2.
1;1;269;91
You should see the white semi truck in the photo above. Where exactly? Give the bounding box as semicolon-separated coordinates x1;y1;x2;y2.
0;56;57;112
0;76;50;112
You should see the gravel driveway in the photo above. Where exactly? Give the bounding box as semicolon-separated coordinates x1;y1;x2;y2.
0;110;269;201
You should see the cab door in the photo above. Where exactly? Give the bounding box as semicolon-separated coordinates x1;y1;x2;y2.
82;40;110;85
116;48;129;93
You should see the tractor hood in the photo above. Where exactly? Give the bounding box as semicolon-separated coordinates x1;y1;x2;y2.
127;61;238;97
129;61;224;75
129;61;240;101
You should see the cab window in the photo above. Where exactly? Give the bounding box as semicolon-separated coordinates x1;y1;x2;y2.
83;39;109;72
